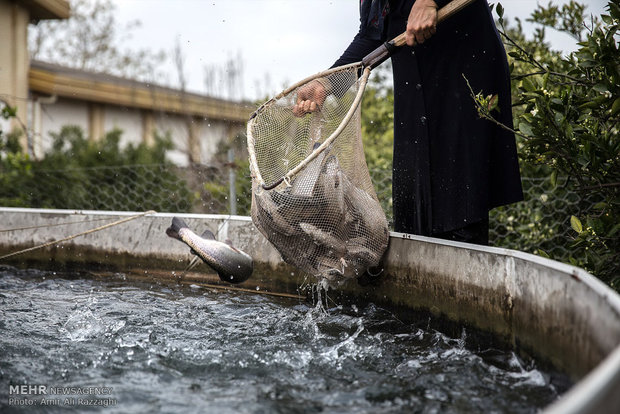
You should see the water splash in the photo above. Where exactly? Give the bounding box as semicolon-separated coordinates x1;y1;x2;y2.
0;266;568;413
61;308;106;341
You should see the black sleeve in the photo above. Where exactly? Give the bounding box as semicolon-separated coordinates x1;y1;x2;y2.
331;31;384;69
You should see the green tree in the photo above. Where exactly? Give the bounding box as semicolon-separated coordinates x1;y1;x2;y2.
360;64;395;222
29;0;165;82
202;133;252;216
1;125;195;213
473;1;620;289
0;103;34;207
361;63;395;172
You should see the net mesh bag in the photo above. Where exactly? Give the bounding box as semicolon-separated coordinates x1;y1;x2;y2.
247;65;389;282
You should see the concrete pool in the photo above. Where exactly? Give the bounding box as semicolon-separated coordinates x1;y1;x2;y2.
1;207;619;413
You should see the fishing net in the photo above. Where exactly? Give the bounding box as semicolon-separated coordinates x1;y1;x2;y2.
247;64;389;282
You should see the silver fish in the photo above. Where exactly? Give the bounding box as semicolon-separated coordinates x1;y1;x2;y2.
254;190;299;236
341;175;389;253
299;222;346;256
166;217;253;284
289;149;326;197
313;155;346;231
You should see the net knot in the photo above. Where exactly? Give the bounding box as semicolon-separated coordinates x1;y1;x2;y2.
283;176;292;188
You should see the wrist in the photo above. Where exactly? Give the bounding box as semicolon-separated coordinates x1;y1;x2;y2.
420;0;438;9
315;78;333;95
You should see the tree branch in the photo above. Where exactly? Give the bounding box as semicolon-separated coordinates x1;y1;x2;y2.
511;70;582;83
579;182;620;191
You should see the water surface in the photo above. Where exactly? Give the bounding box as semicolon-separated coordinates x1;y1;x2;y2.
0;266;568;413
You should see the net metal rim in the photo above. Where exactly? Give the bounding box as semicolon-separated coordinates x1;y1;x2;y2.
247;64;370;189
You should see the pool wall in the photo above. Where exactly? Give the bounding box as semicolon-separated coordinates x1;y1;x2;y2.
1;207;619;413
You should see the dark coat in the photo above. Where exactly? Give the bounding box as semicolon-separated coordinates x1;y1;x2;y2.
333;0;523;235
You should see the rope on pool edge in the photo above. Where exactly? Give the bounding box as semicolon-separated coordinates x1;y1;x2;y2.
0;216;120;233
0;210;157;261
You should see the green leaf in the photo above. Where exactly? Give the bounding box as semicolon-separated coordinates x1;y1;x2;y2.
571;215;583;234
592;84;609;94
550;170;557;188
521;77;537;92
518;122;533;136
612;97;620;115
592;202;607;210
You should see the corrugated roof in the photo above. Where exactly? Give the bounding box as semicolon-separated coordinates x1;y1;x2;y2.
18;0;70;20
29;60;253;123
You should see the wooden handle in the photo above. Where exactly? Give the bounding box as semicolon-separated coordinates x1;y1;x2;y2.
391;0;477;47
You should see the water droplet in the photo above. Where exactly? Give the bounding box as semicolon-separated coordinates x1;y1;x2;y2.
416;83;422;90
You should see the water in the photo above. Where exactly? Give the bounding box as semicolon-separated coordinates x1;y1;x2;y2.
0;266;568;413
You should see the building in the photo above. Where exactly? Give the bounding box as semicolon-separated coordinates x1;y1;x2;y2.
1;0;252;166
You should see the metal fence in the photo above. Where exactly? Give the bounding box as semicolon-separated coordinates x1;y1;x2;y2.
368;169;580;261
16;162;581;264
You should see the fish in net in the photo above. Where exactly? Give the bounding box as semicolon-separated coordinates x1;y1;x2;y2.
248;64;388;282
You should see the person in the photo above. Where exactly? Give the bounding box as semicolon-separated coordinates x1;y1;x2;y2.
294;0;523;245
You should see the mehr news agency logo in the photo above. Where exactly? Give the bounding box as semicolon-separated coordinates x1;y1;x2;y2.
7;384;117;407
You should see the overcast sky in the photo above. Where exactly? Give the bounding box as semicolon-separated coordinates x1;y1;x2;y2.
110;0;609;100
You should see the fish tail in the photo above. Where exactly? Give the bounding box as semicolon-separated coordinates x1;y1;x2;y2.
166;217;190;240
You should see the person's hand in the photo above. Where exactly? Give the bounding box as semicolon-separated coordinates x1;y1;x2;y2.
405;0;438;46
293;80;327;116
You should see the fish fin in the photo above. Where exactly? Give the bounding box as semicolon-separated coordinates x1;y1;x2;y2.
184;255;202;272
224;239;241;253
200;229;216;240
166;217;190;240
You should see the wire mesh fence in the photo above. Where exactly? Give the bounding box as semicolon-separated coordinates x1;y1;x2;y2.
367;169;582;261
4;162;581;264
15;163;239;215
